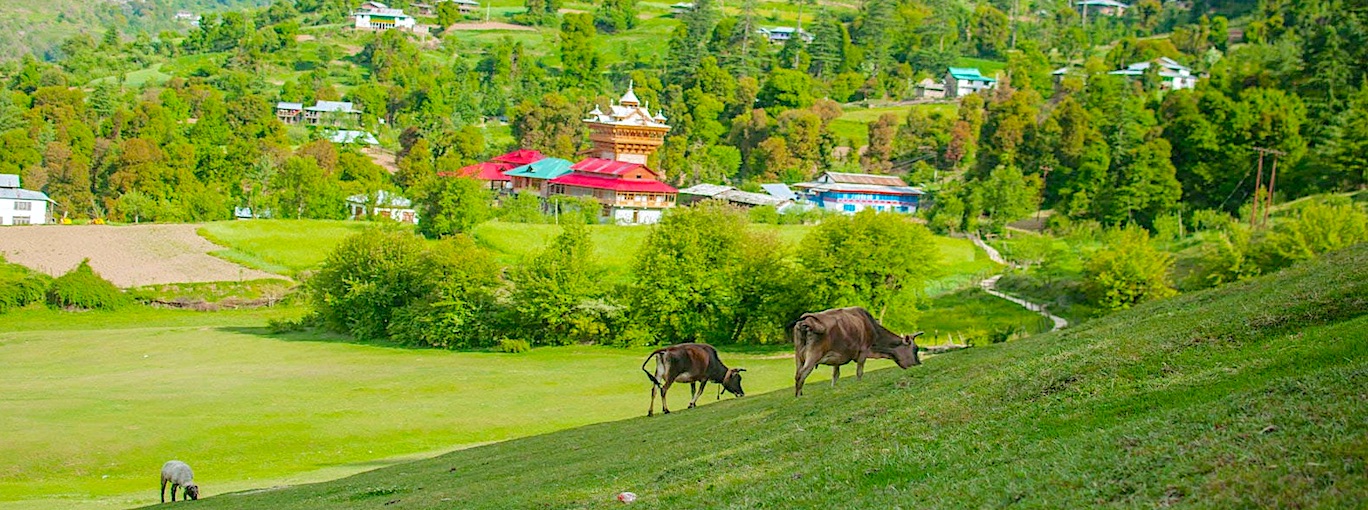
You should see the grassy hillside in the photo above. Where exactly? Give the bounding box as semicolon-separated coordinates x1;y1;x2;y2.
180;245;1368;509
0;306;809;510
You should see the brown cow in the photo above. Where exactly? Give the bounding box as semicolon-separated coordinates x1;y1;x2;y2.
792;307;922;396
641;343;745;416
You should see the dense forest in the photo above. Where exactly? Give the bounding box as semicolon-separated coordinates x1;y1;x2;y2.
0;0;1363;229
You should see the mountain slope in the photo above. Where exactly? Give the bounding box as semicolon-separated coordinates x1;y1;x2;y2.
177;245;1368;509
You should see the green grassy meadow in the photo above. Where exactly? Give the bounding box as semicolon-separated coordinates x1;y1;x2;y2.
830;103;958;147
0;306;812;510
168;245;1368;509
197;220;374;276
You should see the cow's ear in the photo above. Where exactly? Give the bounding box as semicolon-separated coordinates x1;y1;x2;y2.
736;368;746;372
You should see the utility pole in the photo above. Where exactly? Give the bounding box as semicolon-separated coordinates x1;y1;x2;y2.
1250;147;1285;229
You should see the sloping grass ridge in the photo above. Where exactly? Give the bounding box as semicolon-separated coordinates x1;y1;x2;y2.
178;245;1368;509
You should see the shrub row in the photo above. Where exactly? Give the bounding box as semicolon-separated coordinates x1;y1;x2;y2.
0;257;129;313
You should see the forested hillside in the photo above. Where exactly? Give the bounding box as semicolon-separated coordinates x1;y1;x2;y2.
0;0;271;60
0;0;1363;227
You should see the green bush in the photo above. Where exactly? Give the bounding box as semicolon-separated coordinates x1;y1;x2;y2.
46;259;130;310
1083;227;1177;311
496;338;532;353
308;229;502;347
0;257;52;314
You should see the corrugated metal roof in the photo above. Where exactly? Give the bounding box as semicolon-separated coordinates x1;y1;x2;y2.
505;158;574;179
276;102;304;110
549;173;677;193
761;183;797;200
678;183;733;197
0;188;52;201
491;149;546;166
570;158;656;177
308;101;360;113
718;189;788;207
439;162;513;181
0;174;18;188
823;172;907;187
948;67;996;82
328;130;378;145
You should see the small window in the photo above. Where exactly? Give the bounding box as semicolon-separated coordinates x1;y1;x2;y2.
12;216;30;225
15;201;31;211
842;204;856;212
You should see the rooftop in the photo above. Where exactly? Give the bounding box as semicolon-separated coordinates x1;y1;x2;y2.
823;171;908;187
570;158;659;178
307;101;361;113
678;183;733;197
276;102;304;110
760;183;797;201
585;84;670;129
505;157;574;180
0;174;18;188
328;130;379;145
443;162;513;181
491;149;546;166
1076;0;1128;7
549;173;678;193
948;67;996;82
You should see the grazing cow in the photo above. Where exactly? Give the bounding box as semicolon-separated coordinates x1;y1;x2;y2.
792;307;923;396
641;343;745;416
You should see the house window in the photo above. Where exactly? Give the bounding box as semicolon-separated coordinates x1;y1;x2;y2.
15;201;31;211
12;216;30;225
842;204;856;212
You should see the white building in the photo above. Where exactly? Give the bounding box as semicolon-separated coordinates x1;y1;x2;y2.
353;3;417;31
946;67;997;97
346;190;417;224
762;26;814;44
1109;57;1198;91
0;174;53;226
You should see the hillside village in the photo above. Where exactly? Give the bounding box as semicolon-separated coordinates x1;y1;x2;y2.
0;0;1365;508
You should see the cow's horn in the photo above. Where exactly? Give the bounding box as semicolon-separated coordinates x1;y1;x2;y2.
736;368;746;372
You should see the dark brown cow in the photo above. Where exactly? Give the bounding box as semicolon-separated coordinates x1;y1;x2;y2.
641;343;745;416
792;306;923;396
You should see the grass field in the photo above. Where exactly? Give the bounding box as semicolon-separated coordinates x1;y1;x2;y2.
197;220;374;276
0;306;813;510
829;103;958;147
172;245;1368;509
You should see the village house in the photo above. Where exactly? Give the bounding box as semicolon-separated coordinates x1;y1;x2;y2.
442;149;545;192
761;27;814;44
540;84;677;224
1076;0;1129;18
413;0;480;16
275;101;363;126
1109;57;1198;91
678;184;792;209
793;171;923;215
505;157;573;195
0;174;54;226
946;67;997;97
670;2;694;15
914;77;946;99
346;190;417;224
353;2;417;31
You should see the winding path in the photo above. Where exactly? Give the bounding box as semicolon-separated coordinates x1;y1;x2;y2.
969;235;1069;331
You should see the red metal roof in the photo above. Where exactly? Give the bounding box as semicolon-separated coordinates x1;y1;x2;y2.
491;149;546;166
438;162;512;181
549;173;678;193
569;158;657;177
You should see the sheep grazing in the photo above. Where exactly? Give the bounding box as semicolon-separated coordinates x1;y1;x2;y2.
160;460;199;502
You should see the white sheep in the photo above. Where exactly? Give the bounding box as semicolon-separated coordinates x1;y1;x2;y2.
160;460;199;502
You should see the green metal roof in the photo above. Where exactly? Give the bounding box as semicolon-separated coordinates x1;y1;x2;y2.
505;157;574;179
948;67;996;82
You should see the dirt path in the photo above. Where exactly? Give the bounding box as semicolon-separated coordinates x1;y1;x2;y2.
0;224;281;287
969;234;1069;331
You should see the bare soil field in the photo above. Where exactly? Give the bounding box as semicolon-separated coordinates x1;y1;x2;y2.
0;224;281;287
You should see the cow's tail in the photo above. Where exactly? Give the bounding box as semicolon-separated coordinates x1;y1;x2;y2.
641;349;665;387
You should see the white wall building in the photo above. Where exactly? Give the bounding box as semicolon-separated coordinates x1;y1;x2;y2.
353;3;417;31
0;174;53;226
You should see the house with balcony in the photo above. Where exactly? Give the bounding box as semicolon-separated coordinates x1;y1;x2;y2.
1109;57;1198;91
793;171;923;215
353;3;417;31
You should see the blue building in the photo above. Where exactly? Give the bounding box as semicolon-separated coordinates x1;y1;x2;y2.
793;172;923;215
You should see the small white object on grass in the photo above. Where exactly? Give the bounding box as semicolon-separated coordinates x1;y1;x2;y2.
616;492;637;503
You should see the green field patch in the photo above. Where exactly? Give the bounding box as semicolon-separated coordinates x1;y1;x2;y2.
198;220;377;277
0;307;812;509
831;103;956;147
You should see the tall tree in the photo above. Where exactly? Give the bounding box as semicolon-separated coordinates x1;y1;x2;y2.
559;13;602;90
